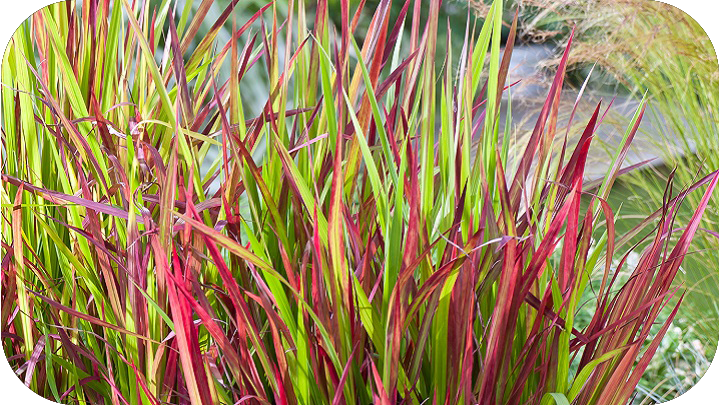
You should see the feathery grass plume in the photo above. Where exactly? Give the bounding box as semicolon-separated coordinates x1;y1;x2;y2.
1;1;717;404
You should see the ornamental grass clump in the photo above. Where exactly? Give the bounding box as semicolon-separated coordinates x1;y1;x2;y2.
1;1;717;404
492;0;720;370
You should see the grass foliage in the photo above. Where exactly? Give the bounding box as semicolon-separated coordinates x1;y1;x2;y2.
1;1;717;404
580;1;720;359
481;0;719;399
